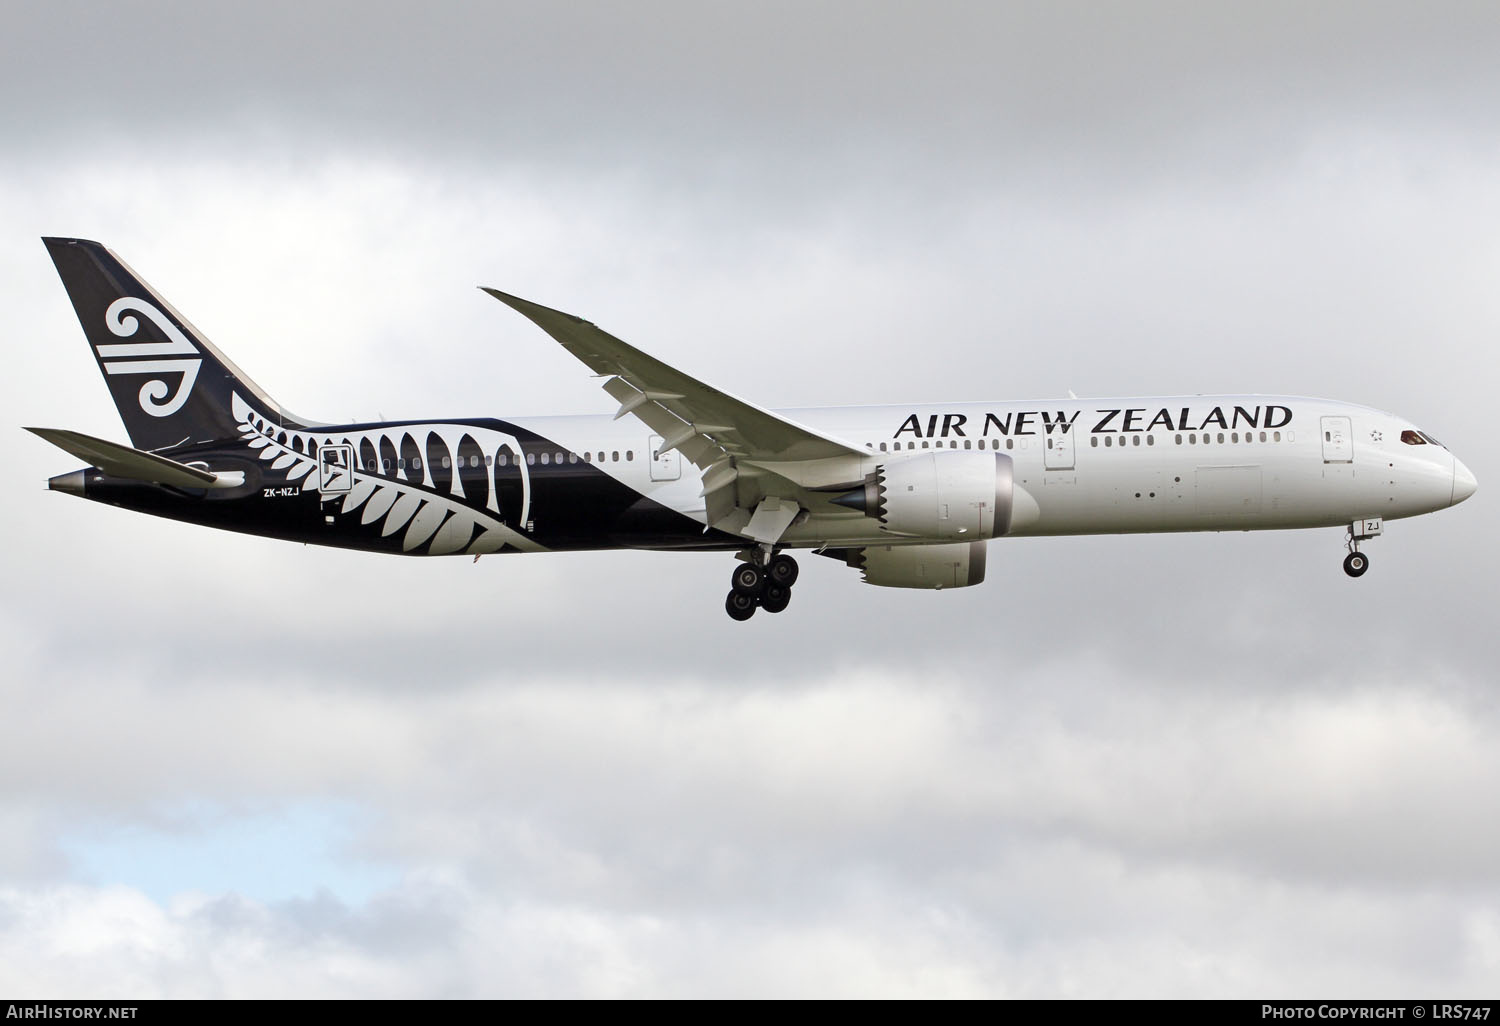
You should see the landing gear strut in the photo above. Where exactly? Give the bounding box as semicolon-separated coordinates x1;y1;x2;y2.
1343;518;1381;578
723;550;800;620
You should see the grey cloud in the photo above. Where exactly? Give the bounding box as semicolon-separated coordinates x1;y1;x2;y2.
9;3;1500;191
3;0;1498;997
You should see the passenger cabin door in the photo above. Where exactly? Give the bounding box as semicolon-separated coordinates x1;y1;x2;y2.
649;435;681;482
318;443;355;494
1321;416;1353;463
1044;429;1075;471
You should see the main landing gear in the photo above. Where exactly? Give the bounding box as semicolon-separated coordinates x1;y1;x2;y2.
1343;517;1382;578
724;550;800;621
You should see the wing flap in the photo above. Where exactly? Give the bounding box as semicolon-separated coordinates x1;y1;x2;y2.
600;376;723;467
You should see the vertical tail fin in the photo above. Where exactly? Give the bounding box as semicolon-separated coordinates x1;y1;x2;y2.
42;237;317;451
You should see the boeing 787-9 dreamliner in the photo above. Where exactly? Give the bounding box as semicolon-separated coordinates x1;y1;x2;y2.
29;238;1477;619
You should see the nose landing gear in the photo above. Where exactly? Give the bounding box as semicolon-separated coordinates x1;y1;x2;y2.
723;550;800;619
1343;518;1382;578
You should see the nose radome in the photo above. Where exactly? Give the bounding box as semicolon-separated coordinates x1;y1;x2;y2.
1452;456;1478;506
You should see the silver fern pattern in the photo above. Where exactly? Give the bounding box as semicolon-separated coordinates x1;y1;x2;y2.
233;393;544;555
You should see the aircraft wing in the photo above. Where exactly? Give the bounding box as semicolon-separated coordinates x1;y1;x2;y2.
482;289;865;464
483;289;871;540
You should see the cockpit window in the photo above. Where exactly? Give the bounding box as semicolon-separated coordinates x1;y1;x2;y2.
1402;429;1448;448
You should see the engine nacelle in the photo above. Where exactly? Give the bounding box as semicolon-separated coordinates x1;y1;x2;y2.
842;451;1014;540
849;541;988;589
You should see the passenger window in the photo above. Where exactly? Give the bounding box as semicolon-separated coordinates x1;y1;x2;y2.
1273;431;1281;442
612;451;619;461
1091;436;1098;447
584;452;592;462
1005;439;1013;450
1217;433;1225;444
1231;432;1239;443
1259;432;1266;442
879;443;888;452
1133;435;1141;446
964;439;972;449
1147;435;1155;446
412;457;422;470
527;453;536;465
540;453;549;465
1189;434;1197;445
626;451;634;461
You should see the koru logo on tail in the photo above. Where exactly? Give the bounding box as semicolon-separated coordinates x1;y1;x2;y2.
95;297;202;417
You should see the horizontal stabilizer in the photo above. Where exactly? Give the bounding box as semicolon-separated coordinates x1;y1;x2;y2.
25;427;224;488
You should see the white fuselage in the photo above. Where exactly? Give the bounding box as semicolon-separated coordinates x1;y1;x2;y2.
505;395;1470;548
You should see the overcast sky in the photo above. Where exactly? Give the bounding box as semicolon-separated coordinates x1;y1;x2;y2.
1;1;1496;997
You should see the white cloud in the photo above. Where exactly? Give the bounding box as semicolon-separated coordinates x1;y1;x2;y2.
4;650;1499;993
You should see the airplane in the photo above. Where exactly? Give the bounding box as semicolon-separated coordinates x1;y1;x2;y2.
29;237;1477;620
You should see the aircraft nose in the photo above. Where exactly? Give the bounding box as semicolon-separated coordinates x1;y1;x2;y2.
1452;456;1478;506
